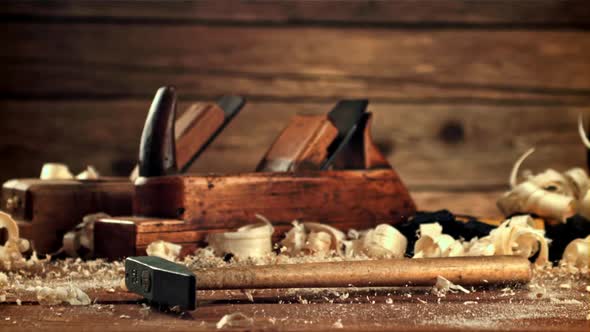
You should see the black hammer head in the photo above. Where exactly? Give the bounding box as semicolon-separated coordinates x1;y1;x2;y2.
125;256;196;311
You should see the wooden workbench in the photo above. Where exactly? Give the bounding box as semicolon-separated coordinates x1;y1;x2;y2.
1;191;589;331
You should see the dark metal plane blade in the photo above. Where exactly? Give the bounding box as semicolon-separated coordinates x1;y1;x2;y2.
320;99;369;170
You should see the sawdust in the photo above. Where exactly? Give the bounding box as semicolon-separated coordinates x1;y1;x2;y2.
33;285;91;305
2;258;124;304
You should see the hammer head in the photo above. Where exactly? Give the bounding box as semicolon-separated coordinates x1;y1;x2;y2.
125;256;196;311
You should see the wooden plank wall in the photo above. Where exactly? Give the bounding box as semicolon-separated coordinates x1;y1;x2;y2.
0;1;589;198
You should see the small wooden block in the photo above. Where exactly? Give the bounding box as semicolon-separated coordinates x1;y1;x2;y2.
1;178;133;254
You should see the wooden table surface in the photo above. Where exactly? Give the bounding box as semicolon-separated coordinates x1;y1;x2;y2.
1;191;589;331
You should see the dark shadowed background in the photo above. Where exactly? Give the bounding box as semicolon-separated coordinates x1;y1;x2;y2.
0;0;589;215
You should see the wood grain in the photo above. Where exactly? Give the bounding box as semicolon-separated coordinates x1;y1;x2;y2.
1;278;589;332
133;169;415;227
256;114;339;172
0;100;586;189
1;0;589;25
1;25;590;102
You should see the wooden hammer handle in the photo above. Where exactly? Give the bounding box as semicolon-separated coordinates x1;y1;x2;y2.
195;256;531;290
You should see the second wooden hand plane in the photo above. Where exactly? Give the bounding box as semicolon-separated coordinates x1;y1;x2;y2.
94;99;416;260
0;86;245;255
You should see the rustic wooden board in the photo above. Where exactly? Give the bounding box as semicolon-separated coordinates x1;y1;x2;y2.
0;100;586;189
1;0;589;25
1;24;590;101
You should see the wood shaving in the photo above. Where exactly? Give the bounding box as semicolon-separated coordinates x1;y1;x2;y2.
0;272;8;286
498;149;589;221
560;235;590;269
63;213;110;258
75;166;100;180
32;285;91;305
40;163;101;180
282;221;346;256
413;223;463;258
0;212;46;271
465;215;549;265
207;215;274;258
146;240;181;261
332;319;344;328
216;312;253;329
281;221;307;255
347;224;407;259
303;231;332;255
40;163;74;180
432;276;470;297
282;221;406;258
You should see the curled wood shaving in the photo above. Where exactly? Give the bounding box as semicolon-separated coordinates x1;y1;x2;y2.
498;149;588;222
207;215;274;258
303;231;332;254
281;221;306;255
413;223;464;258
282;221;406;258
411;216;548;265
75;166;100;180
129;165;139;182
303;222;346;252
216;312;253;329
40;163;74;180
578;113;590;149
40;163;101;180
560;235;590;269
146;240;181;262
32;285;91;305
465;215;549;265
0;211;33;271
510;148;535;188
281;221;346;256
352;224;407;258
63;213;110;258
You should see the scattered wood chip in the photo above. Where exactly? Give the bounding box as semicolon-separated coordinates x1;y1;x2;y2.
332;319;344;328
216;312;253;329
146;240;181;262
432;276;470;297
561;235;590;269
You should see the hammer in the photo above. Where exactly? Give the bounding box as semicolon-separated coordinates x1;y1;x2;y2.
125;255;531;311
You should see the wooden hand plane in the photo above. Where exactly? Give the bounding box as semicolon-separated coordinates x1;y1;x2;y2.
0;87;245;254
94;100;416;259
